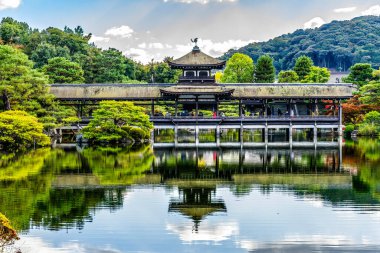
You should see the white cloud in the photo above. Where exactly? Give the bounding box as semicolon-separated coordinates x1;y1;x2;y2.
0;0;21;10
149;42;164;49
175;38;257;56
124;48;151;63
138;42;147;49
163;0;237;4
89;35;110;43
334;7;357;13
105;25;134;38
304;17;326;29
362;5;380;16
138;42;172;49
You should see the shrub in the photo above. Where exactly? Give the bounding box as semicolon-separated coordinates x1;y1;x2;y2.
82;101;153;144
0;110;50;151
344;124;355;134
358;123;378;136
0;213;19;250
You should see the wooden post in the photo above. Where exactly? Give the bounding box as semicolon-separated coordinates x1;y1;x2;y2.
289;123;293;145
195;126;199;147
314;124;318;144
195;96;199;118
216;125;220;146
175;97;178;117
151;99;155;117
80;103;83;118
239;99;242;118
174;125;178;146
338;100;343;136
215;96;219;116
264;100;268;118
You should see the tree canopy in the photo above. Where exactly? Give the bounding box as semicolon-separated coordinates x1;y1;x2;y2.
223;16;380;72
294;56;313;81
304;66;330;83
278;70;299;83
0;17;178;84
0;111;50;151
343;63;374;86
221;53;254;83
255;55;275;83
42;57;85;84
82;101;153;144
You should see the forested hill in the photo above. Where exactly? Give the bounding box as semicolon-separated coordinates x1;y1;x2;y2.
222;16;380;71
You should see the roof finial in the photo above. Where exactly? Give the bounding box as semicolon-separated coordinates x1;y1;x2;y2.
191;38;198;46
191;38;200;52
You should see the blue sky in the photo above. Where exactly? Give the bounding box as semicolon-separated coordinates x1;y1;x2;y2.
1;0;380;63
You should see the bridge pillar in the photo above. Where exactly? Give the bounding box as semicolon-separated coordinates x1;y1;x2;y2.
174;125;178;146
289;123;293;145
175;97;178;117
151;99;155;117
239;124;243;143
151;129;155;143
239;99;242;117
313;124;318;144
195;125;199;147
216;125;220;146
338;100;343;136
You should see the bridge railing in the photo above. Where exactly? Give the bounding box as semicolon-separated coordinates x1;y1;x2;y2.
150;115;339;120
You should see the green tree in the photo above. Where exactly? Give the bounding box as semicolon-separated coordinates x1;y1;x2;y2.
82;101;153;144
304;66;331;83
0;45;69;130
153;62;181;83
0;17;30;45
255;55;275;83
278;70;299;83
294;56;314;81
344;63;374;86
221;53;254;83
363;111;380;125
360;81;380;105
0;110;50;151
42;57;85;84
94;48;127;83
31;42;71;68
373;68;380;81
0;45;50;110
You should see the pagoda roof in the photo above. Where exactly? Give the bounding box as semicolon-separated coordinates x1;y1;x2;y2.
169;46;226;69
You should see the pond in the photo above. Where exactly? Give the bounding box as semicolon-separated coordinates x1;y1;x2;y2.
1;138;380;252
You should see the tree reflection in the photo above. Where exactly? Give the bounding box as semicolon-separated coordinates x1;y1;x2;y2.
0;145;154;232
1;140;380;234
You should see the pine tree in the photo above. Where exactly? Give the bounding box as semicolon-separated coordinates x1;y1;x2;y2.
255;55;275;83
294;56;313;81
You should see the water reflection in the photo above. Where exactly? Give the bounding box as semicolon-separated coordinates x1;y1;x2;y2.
0;139;380;252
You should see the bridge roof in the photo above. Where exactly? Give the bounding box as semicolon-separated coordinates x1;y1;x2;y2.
50;83;356;100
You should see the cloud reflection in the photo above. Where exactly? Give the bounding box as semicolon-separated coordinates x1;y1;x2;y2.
16;236;122;253
166;221;238;243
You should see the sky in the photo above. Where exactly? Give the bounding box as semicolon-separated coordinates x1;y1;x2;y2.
1;0;380;63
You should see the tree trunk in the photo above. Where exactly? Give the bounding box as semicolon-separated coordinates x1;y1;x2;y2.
2;91;11;111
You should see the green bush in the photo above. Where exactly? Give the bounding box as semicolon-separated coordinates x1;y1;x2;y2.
363;111;380;125
358;123;379;136
344;124;355;134
82;101;153;144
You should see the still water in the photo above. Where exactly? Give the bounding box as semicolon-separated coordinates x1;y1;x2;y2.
1;139;380;253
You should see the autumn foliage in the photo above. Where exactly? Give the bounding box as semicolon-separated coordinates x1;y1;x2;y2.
342;95;380;124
